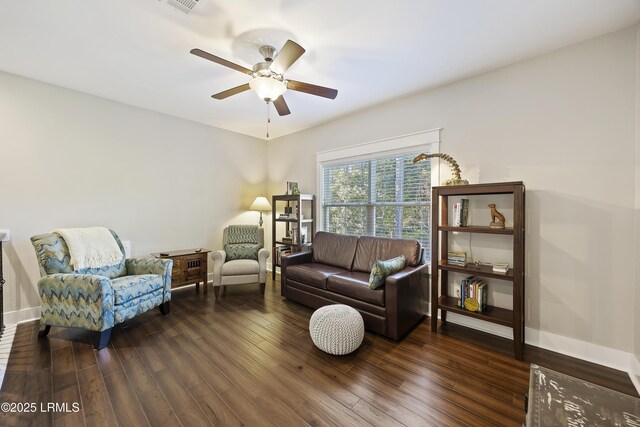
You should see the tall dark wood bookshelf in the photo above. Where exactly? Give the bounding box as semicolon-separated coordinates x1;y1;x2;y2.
431;181;525;359
271;194;315;280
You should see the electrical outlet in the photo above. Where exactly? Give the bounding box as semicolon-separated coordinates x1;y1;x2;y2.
0;229;10;241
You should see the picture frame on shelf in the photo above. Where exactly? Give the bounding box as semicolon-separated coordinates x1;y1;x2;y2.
286;181;300;195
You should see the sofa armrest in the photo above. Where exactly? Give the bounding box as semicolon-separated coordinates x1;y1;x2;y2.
38;273;115;331
385;265;425;285
258;248;270;283
211;250;226;286
384;264;428;340
280;251;313;296
126;258;173;301
281;251;313;269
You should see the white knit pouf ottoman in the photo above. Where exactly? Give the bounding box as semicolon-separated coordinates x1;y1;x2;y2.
309;304;364;355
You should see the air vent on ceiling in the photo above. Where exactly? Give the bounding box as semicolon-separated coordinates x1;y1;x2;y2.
167;0;201;14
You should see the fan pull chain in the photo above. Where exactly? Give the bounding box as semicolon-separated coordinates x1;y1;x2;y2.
266;101;271;138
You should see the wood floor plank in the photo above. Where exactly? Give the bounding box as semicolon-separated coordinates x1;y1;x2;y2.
188;380;243;427
154;369;214;427
4;274;638;427
103;370;151;427
76;364;118;426
22;368;53;427
50;346;82;421
110;330;181;426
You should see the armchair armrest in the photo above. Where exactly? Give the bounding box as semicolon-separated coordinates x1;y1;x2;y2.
258;248;269;284
38;273;115;332
126;258;173;301
126;258;172;276
211;250;226;286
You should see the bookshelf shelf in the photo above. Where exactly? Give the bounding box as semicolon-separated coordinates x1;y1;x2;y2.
431;181;525;359
438;261;514;281
438;225;514;235
271;194;315;280
438;296;513;327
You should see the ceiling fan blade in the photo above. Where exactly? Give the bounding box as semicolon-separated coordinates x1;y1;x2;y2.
190;48;253;75
270;40;305;75
211;83;251;100
273;96;291;116
287;80;338;99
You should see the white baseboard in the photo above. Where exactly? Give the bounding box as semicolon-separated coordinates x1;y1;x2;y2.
4;306;41;325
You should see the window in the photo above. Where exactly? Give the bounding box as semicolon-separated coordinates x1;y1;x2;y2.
321;150;431;259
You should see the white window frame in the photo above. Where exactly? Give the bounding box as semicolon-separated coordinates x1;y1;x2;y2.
315;129;442;261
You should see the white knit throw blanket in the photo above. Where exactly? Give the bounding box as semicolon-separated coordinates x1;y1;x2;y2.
54;227;123;270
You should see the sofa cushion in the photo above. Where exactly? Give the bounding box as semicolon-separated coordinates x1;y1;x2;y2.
327;272;385;306
224;243;260;261
287;263;347;290
369;255;407;289
222;259;259;276
352;235;421;273
111;274;164;305
312;232;359;270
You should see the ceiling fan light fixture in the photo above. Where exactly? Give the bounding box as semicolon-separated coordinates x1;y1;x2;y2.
249;76;287;102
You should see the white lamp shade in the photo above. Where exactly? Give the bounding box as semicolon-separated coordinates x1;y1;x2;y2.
249;77;287;101
250;196;272;211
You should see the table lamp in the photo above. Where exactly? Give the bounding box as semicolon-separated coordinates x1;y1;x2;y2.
250;196;271;227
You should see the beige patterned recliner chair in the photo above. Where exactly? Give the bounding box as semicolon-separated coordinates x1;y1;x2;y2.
211;225;269;297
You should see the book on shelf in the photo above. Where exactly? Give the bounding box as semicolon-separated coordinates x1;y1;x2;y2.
458;276;487;312
447;251;467;266
453;199;470;227
492;263;509;273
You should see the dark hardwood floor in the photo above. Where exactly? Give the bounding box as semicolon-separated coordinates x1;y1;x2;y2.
1;277;637;426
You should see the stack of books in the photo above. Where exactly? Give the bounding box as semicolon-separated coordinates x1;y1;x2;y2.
453;198;469;227
275;247;291;265
492;263;509;274
458;276;488;312
447;251;467;266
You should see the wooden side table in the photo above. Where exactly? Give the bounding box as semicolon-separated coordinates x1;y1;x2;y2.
152;248;211;294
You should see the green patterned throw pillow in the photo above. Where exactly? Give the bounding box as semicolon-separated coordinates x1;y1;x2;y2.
369;255;406;289
225;244;261;261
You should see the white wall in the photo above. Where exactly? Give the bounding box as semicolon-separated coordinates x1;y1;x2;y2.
268;26;638;354
0;71;266;321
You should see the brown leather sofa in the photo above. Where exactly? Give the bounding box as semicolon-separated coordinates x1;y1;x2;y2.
281;231;426;340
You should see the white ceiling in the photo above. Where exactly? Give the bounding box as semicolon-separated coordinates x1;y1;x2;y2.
1;1;639;140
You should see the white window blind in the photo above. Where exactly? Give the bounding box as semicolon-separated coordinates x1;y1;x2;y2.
321;150;431;259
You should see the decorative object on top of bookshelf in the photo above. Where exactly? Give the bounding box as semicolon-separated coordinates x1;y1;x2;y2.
488;204;506;229
286;181;300;195
250;196;272;227
413;152;469;186
447;251;466;266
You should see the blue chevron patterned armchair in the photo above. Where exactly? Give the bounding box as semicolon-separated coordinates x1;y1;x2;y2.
31;230;172;349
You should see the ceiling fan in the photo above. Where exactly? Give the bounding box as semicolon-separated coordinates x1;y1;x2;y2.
190;40;338;117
